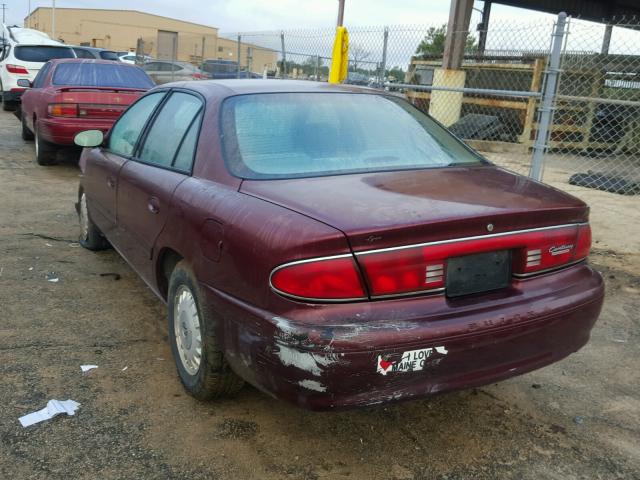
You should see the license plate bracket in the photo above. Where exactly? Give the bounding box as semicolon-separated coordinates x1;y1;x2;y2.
446;250;511;298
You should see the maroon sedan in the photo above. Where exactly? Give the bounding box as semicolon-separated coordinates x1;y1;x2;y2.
20;59;154;165
74;80;604;410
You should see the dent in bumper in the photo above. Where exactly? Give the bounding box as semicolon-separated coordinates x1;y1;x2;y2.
204;264;604;410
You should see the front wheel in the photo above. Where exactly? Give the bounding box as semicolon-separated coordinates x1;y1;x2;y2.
168;261;244;400
78;191;109;250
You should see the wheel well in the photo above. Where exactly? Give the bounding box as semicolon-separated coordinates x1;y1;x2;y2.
157;248;183;301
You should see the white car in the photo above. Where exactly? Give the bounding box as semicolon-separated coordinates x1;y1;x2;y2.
0;25;75;111
118;53;152;64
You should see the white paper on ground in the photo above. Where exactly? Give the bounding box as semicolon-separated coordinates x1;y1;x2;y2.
19;399;81;427
80;365;98;373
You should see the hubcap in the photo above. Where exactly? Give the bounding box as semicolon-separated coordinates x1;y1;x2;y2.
79;193;89;241
35;129;39;157
173;286;202;376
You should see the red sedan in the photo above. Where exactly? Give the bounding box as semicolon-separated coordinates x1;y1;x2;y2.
74;80;604;410
20;58;154;165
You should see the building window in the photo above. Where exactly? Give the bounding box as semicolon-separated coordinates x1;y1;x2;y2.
218;46;223;52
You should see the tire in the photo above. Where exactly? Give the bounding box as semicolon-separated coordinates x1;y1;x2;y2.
21;115;34;141
168;260;244;400
78;190;110;250
35;124;58;165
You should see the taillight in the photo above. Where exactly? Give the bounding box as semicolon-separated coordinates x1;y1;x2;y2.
512;224;591;275
192;73;205;80
271;224;591;302
78;104;126;118
6;64;29;74
48;103;79;117
270;255;367;301
358;223;591;298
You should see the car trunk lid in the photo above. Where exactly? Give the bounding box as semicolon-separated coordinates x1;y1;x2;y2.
240;166;589;252
51;87;144;118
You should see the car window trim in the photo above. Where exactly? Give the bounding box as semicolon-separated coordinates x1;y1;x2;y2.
102;89;170;159
131;88;206;176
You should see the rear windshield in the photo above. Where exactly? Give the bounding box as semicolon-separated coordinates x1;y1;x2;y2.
14;45;74;62
221;93;484;179
52;63;154;89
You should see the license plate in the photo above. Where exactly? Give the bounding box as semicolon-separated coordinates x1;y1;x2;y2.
446;250;511;297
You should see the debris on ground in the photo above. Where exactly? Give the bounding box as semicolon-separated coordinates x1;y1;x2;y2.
46;272;59;283
19;399;81;427
569;172;640;195
99;272;121;281
80;365;98;373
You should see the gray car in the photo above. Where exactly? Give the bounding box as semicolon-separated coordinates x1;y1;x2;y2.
142;60;205;84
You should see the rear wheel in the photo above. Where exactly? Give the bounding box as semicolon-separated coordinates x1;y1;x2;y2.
168;261;244;400
78;191;109;250
21;115;34;141
35;124;57;165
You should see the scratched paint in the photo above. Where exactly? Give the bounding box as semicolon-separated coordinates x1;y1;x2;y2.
275;344;336;376
298;380;327;392
377;346;448;375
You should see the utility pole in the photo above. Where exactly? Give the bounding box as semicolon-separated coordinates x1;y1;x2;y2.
337;0;345;26
27;0;31;28
51;0;56;40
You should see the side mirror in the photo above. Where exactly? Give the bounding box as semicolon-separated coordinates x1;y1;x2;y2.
74;130;104;148
16;79;32;88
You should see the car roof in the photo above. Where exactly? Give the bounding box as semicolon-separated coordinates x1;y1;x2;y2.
47;58;139;67
72;46;115;53
156;79;380;98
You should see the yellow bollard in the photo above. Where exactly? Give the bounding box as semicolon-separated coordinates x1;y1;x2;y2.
329;26;349;84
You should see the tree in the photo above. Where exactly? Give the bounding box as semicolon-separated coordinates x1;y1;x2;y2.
385;66;405;82
349;44;371;71
415;24;477;58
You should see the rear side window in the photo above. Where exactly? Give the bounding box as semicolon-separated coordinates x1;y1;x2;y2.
99;51;120;61
14;46;74;62
73;48;95;59
138;92;202;170
108;92;166;157
52;63;154;89
32;62;52;88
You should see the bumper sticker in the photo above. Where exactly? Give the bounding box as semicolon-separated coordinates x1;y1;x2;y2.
377;346;448;375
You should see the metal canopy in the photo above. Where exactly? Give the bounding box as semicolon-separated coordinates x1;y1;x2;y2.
492;0;640;23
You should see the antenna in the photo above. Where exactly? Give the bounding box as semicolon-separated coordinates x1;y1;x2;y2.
1;4;7;24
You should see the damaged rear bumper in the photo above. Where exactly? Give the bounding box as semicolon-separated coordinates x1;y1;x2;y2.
204;263;604;410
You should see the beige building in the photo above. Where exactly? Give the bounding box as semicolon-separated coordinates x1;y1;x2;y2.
24;8;277;73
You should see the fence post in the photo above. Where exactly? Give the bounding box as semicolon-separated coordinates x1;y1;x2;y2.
379;26;389;87
315;55;320;81
530;12;567;181
280;31;287;78
237;35;241;79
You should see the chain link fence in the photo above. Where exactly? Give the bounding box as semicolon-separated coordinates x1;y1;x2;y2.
548;17;640;195
129;17;640;198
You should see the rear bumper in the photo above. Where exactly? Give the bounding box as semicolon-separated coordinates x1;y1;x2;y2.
37;118;114;145
205;263;604;410
2;89;24;105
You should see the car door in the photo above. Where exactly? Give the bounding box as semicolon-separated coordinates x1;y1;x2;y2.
83;91;167;238
115;90;204;284
21;61;51;127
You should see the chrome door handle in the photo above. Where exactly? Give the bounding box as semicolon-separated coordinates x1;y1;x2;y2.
107;176;115;189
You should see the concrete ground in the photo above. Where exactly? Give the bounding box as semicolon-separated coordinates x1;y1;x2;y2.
0;108;639;480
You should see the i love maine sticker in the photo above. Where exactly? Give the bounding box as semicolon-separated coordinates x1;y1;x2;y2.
376;346;448;375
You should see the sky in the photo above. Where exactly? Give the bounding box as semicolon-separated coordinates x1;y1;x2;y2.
3;0;558;32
